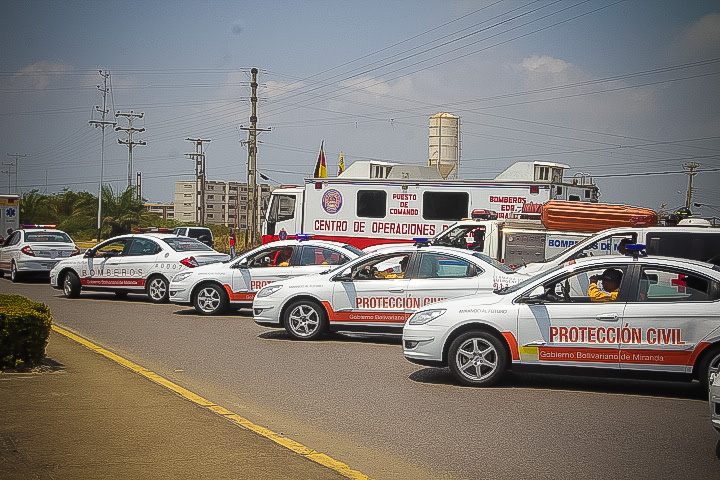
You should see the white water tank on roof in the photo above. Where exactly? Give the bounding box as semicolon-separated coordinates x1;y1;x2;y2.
429;112;459;179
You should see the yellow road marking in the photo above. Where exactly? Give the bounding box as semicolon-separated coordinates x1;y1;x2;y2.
52;324;371;480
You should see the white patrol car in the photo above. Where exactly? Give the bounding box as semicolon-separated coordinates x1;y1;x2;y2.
169;238;363;315
253;242;527;340
403;248;720;388
0;225;80;282
50;233;229;302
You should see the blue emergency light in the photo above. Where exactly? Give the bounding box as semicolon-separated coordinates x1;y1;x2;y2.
624;243;647;258
295;233;313;241
413;237;431;246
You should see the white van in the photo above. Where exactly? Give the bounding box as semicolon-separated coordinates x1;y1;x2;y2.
517;224;720;275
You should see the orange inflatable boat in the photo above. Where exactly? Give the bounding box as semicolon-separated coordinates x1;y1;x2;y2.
541;200;657;232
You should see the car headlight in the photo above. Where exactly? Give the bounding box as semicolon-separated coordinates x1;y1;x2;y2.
256;284;283;298
408;308;446;325
172;271;194;282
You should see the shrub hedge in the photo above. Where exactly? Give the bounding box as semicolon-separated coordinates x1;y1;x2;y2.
0;294;52;369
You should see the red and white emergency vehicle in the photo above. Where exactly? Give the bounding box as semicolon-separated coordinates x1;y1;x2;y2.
262;160;599;250
0;194;21;242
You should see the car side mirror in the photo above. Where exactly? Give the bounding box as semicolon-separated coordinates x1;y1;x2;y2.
518;285;545;304
84;250;95;258
333;267;352;282
235;258;248;269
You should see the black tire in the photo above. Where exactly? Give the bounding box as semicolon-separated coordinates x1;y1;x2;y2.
10;262;22;283
698;345;720;391
448;330;508;387
283;299;328;340
0;268;4;278
193;283;229;315
146;275;169;303
62;271;81;298
114;291;129;299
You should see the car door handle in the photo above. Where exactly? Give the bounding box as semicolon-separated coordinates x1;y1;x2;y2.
277;274;290;278
388;289;404;293
596;314;619;321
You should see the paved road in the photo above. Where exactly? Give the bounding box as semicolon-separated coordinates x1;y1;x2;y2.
5;278;720;479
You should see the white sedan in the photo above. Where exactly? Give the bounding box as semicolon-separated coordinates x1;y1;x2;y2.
253;243;526;340
50;233;229;302
0;226;80;282
403;253;720;388
169;239;363;315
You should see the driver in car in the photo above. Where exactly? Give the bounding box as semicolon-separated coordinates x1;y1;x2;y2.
588;268;622;302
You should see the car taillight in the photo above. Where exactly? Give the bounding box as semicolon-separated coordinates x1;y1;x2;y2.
71;246;81;256
180;256;199;268
21;246;35;256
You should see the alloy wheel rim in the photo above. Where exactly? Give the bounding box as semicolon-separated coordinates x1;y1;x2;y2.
289;305;319;337
198;288;220;312
456;338;498;381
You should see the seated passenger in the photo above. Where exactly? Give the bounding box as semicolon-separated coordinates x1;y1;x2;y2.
588;268;622;302
271;248;292;267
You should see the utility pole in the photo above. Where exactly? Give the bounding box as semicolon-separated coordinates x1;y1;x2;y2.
185;138;211;226
89;70;116;241
683;162;700;210
5;153;26;194
239;68;270;245
115;110;146;190
0;169;9;193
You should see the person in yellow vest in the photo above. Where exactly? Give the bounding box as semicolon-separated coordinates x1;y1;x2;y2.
375;256;409;279
588;268;622;302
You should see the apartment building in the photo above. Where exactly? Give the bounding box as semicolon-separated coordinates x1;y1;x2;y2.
173;180;272;228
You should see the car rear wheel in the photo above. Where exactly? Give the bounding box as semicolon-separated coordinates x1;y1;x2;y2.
448;330;508;387
699;346;720;390
284;300;327;340
63;271;81;298
10;262;22;283
194;284;228;315
146;275;169;303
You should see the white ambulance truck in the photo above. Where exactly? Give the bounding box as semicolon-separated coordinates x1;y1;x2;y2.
262;160;598;250
0;194;21;242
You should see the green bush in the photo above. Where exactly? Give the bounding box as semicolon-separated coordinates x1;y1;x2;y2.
0;294;52;369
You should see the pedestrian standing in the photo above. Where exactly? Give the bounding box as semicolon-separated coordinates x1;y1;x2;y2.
229;232;236;258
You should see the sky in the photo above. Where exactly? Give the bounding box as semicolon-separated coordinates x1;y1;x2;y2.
2;0;719;217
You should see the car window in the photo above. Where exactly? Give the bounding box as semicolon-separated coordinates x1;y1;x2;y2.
341;244;363;256
247;246;294;267
8;232;21;246
161;237;213;252
471;252;514;273
96;239;129;257
127;238;161;256
187;228;212;239
353;253;411;280
299;246;348;266
25;232;73;243
633;266;720;302
533;265;628;303
418;252;479;279
646;232;720;263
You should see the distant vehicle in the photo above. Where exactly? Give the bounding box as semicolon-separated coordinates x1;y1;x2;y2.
50;233;229;302
403;251;720;388
517;225;720;275
253;242;528;340
0;225;79;282
170;238;362;315
173;226;214;248
0;194;20;242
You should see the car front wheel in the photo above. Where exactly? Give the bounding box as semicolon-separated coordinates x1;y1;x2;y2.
146;275;169;303
284;300;327;340
448;330;508;387
699;346;720;390
194;284;228;315
63;271;81;298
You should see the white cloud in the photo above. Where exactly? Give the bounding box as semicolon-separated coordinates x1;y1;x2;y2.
675;13;720;59
521;55;570;75
10;61;72;90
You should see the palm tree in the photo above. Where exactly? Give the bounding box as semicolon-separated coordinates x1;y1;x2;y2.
101;185;155;237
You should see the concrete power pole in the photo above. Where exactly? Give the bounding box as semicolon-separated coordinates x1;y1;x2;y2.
89;70;117;241
115;110;146;190
240;68;270;245
5;153;26;194
185;138;211;226
683;162;700;210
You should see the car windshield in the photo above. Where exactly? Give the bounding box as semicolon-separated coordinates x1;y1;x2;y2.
162;237;214;252
471;252;514;273
25;232;73;243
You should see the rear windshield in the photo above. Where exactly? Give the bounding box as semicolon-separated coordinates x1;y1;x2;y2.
25;232;73;243
471;252;515;273
162;237;214;252
187;229;212;239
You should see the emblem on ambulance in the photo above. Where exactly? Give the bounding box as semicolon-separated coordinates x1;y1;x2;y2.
322;189;343;214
